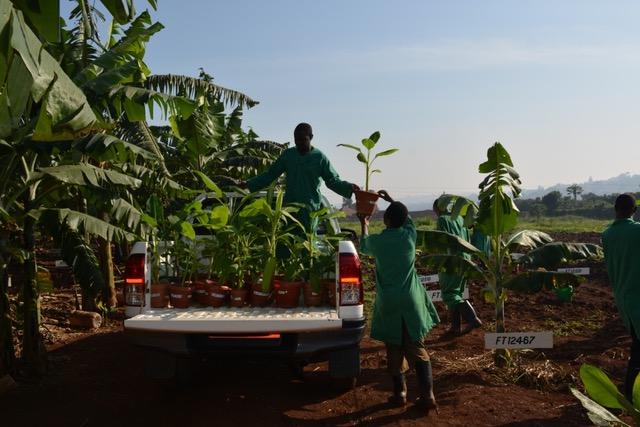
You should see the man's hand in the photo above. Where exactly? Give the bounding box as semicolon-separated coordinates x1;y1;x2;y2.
377;189;393;203
352;183;361;193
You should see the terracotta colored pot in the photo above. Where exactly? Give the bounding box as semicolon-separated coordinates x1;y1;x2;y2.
323;279;337;307
354;190;379;216
303;282;324;307
230;288;248;308
193;280;208;304
275;280;302;308
207;283;229;308
251;282;272;307
169;285;193;309
150;283;169;308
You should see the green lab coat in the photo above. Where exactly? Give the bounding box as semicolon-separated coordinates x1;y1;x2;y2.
437;215;471;310
360;217;440;345
471;229;492;256
247;147;353;230
602;218;640;334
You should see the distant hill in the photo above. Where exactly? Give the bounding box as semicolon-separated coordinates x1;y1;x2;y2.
520;172;640;199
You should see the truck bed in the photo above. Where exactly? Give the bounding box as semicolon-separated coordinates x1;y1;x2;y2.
124;306;342;334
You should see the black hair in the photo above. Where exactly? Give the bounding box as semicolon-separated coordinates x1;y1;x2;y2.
615;193;636;217
385;201;408;228
432;198;439;213
294;123;313;138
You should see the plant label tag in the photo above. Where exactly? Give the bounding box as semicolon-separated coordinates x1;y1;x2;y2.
557;267;590;275
419;274;439;284
426;288;469;302
485;331;553;349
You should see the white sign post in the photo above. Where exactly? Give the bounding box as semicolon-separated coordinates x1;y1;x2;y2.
419;275;469;302
484;331;553;349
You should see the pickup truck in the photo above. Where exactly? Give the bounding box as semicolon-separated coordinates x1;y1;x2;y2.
122;197;365;385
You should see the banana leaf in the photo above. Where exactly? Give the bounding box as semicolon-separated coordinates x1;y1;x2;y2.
502;270;583;293
505;230;553;251
519;242;604;269
416;230;480;256
38;163;142;188
418;254;485;281
570;388;630;427
31;208;135;242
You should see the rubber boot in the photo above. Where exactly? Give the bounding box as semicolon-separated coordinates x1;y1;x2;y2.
414;360;438;415
459;300;482;335
446;304;461;336
388;374;407;406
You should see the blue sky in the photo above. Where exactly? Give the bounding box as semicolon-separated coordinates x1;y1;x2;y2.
65;1;640;203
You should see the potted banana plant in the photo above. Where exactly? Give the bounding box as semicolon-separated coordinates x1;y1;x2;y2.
277;243;305;309
338;131;398;215
238;190;303;306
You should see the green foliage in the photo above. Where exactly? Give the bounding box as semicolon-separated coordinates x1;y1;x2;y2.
337;131;397;191
572;363;640;426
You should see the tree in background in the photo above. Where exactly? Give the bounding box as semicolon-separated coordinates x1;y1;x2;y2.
541;191;562;215
567;184;584;201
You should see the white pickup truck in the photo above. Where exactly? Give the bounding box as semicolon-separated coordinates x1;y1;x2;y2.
122;203;365;385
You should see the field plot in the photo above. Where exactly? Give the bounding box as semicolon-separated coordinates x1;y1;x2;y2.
1;231;629;427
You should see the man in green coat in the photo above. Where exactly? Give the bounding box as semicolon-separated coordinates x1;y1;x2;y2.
359;190;439;414
602;193;640;400
242;123;358;231
433;198;482;335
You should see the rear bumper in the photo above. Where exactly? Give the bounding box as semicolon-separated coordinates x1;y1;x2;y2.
126;317;366;361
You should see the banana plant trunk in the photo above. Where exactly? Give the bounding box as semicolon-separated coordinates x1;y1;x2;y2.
98;211;116;308
0;264;15;376
22;190;47;376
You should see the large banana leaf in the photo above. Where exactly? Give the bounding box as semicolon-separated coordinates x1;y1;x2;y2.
416;230;480;256
145;74;259;109
110;198;147;235
0;4;97;140
434;194;478;227
502;270;583;293
476;143;522;236
38;163;142;189
31;208;135;242
505;230;553;251
519;242;604;269
570;388;630;427
74;133;157;163
418;254;485;281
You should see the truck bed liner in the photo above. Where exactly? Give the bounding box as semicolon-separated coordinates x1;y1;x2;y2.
124;306;342;333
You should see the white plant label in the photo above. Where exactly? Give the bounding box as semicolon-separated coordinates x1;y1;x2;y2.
426;288;469;302
419;274;439;285
557;267;590;276
485;331;553;349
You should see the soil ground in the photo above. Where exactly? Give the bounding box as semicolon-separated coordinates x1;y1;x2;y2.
0;232;629;426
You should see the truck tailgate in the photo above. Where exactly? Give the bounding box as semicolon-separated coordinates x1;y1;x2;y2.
124;306;342;333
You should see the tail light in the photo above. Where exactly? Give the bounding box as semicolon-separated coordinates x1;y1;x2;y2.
124;254;145;306
338;253;363;306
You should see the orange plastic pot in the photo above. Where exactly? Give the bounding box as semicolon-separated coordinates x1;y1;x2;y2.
303;282;324;307
323;279;337;307
207;283;229;308
193;280;208;304
354;190;379;215
251;282;272;307
150;283;169;308
230;288;248;308
169;285;193;309
275;280;302;308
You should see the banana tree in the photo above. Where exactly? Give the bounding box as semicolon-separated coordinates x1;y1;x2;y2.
337;131;398;192
238;190;304;292
417;143;603;360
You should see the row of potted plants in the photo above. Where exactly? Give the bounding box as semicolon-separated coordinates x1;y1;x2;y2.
143;182;343;310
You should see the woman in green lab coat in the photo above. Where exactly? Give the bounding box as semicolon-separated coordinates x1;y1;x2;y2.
359;190;439;415
433;198;482;336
